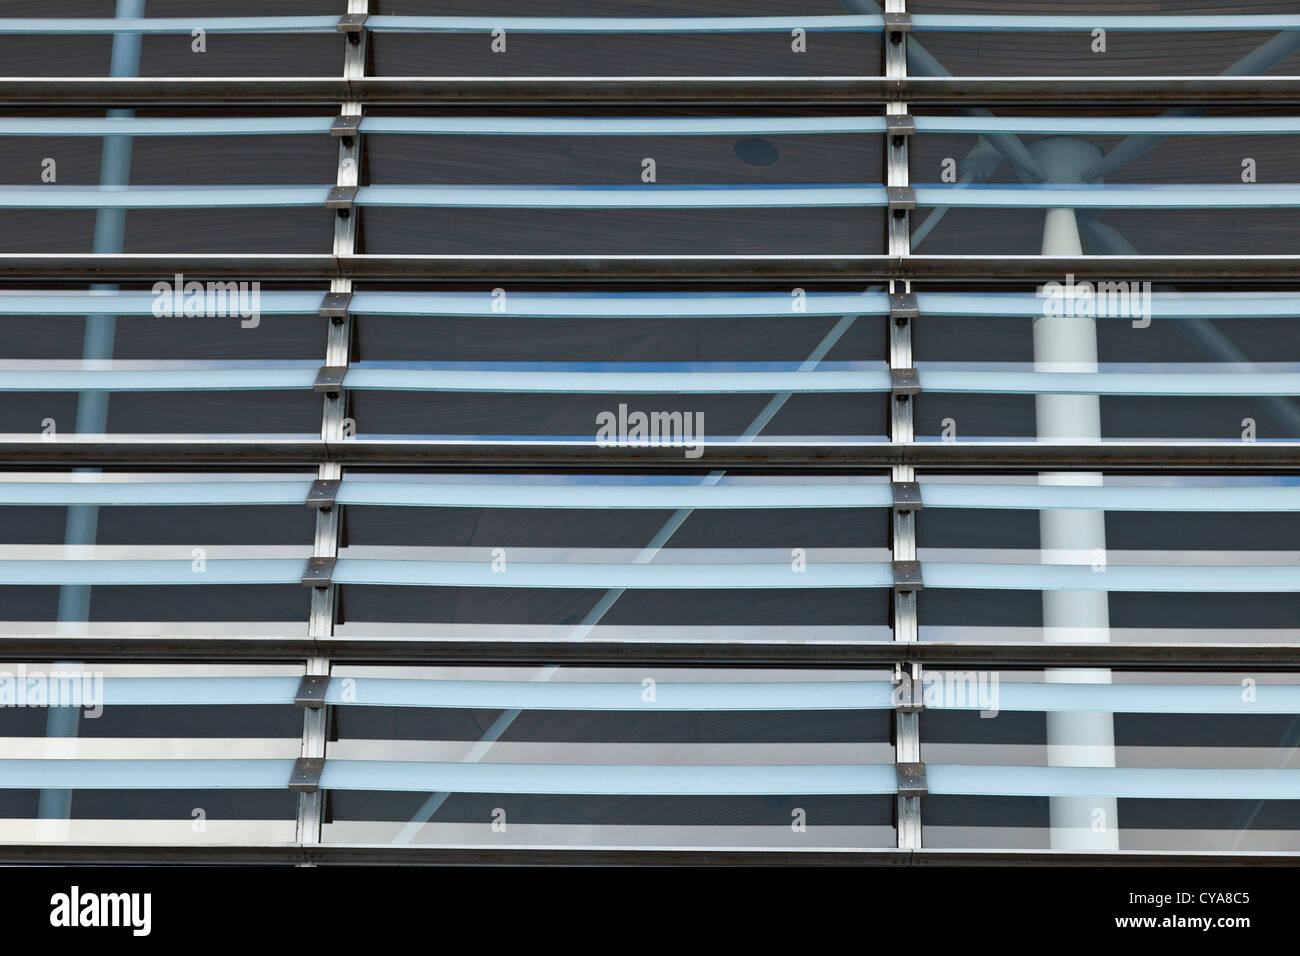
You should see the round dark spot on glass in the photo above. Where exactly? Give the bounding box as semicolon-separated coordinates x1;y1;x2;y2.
734;137;778;167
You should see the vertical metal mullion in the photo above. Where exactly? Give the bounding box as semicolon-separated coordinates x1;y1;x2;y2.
296;0;367;848
885;0;921;851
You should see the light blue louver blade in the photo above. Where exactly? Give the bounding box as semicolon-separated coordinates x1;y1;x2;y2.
43;676;1300;715
915;292;1300;320
908;14;1300;32
331;559;894;589
321;762;1300;798
361;116;886;135
937;683;1300;715
919;369;1300;396
916;116;1300;136
9;478;1297;513
94;677;302;706
0;289;889;319
366;15;881;33
0;117;334;136
0;367;318;391
5;14;1295;35
918;482;1300;512
928;766;1300;801
335;480;891;509
348;290;890;317
0;17;341;33
10;364;1297;396
0;364;889;393
327;679;898;711
368;14;1300;34
5;290;1298;320
342;367;890;393
0;479;313;506
924;563;1300;593
0;559;304;586
353;184;889;209
79;677;898;710
0;185;329;209
0;184;890;211
329;679;1300;715
914;184;1300;209
7;559;1294;592
0;759;297;789
321;761;901;795
1;759;1293;799
0;290;320;315
0;478;889;509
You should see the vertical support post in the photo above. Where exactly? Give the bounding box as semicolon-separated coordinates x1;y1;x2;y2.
884;0;921;851
296;0;368;851
1032;138;1119;851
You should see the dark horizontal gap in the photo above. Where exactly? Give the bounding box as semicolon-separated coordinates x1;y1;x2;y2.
326;791;893;826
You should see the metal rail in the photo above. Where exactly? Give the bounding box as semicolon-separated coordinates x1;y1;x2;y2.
0;635;1295;668
1;254;1297;281
3;76;1300;105
0;842;1294;865
2;439;1297;470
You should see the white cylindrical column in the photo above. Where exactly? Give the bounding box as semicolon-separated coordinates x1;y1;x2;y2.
1031;139;1120;850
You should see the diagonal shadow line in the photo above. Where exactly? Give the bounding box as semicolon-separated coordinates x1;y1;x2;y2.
392;5;1020;842
391;304;869;841
1084;215;1300;848
873;2;1300;850
1226;716;1300;844
911;139;1005;247
390;9;1300;842
1082;217;1300;438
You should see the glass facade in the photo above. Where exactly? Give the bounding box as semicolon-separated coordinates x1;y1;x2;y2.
0;1;1297;864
